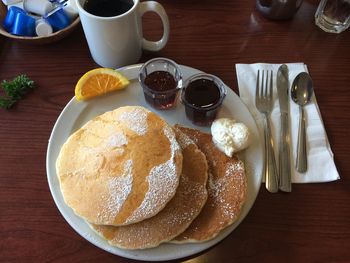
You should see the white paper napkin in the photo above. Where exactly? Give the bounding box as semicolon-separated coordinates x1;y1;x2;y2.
235;63;340;183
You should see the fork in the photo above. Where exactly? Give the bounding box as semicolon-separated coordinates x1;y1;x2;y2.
255;70;279;193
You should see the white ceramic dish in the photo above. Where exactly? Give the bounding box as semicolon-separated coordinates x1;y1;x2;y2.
46;64;263;261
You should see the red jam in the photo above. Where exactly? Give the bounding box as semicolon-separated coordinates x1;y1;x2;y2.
143;71;178;109
144;71;176;91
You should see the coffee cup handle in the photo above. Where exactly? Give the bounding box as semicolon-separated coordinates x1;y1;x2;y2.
139;1;169;52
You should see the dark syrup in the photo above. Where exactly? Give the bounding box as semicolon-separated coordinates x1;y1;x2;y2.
185;79;220;107
84;0;134;17
184;79;221;125
143;71;178;109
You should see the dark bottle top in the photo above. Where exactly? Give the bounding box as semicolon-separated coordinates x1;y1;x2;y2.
256;0;303;20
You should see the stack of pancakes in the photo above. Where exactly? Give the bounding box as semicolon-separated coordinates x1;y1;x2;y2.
56;106;247;250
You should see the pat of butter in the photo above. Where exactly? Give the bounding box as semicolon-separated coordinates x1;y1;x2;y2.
211;118;250;157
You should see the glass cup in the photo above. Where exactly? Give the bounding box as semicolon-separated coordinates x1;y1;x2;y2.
181;73;227;126
139;58;182;110
315;0;350;33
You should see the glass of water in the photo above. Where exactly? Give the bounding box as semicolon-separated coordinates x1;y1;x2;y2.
315;0;350;33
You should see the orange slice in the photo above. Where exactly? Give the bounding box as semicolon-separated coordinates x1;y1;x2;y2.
75;68;129;101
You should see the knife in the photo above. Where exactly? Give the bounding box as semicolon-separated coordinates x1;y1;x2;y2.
277;64;292;192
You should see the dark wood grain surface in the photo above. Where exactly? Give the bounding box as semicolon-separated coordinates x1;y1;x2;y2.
1;1;350;262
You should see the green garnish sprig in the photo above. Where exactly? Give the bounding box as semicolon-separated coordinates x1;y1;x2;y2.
0;75;35;109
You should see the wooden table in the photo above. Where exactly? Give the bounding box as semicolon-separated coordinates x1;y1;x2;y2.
1;1;349;262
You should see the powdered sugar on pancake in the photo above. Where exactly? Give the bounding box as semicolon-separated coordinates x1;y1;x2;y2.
164;175;207;227
107;131;128;148
125;126;180;223
176;128;195;149
98;159;133;222
117;107;148;135
208;161;244;220
106;176;207;248
91;129;208;249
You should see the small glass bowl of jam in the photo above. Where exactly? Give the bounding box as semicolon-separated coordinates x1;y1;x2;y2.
181;73;227;126
139;58;183;110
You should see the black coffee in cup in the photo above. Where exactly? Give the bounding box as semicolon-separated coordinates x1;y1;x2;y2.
84;0;134;17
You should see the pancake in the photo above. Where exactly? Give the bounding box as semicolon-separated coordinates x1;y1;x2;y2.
56;106;183;226
172;125;247;243
90;129;208;249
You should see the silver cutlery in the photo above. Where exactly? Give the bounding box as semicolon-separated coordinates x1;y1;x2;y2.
276;64;292;192
291;72;314;173
256;70;279;193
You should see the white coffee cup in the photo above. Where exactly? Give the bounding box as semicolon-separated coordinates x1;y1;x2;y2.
76;0;170;68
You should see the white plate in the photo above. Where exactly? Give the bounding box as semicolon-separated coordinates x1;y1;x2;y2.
46;64;263;261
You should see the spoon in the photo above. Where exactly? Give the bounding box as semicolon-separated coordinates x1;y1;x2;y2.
291;72;314;173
